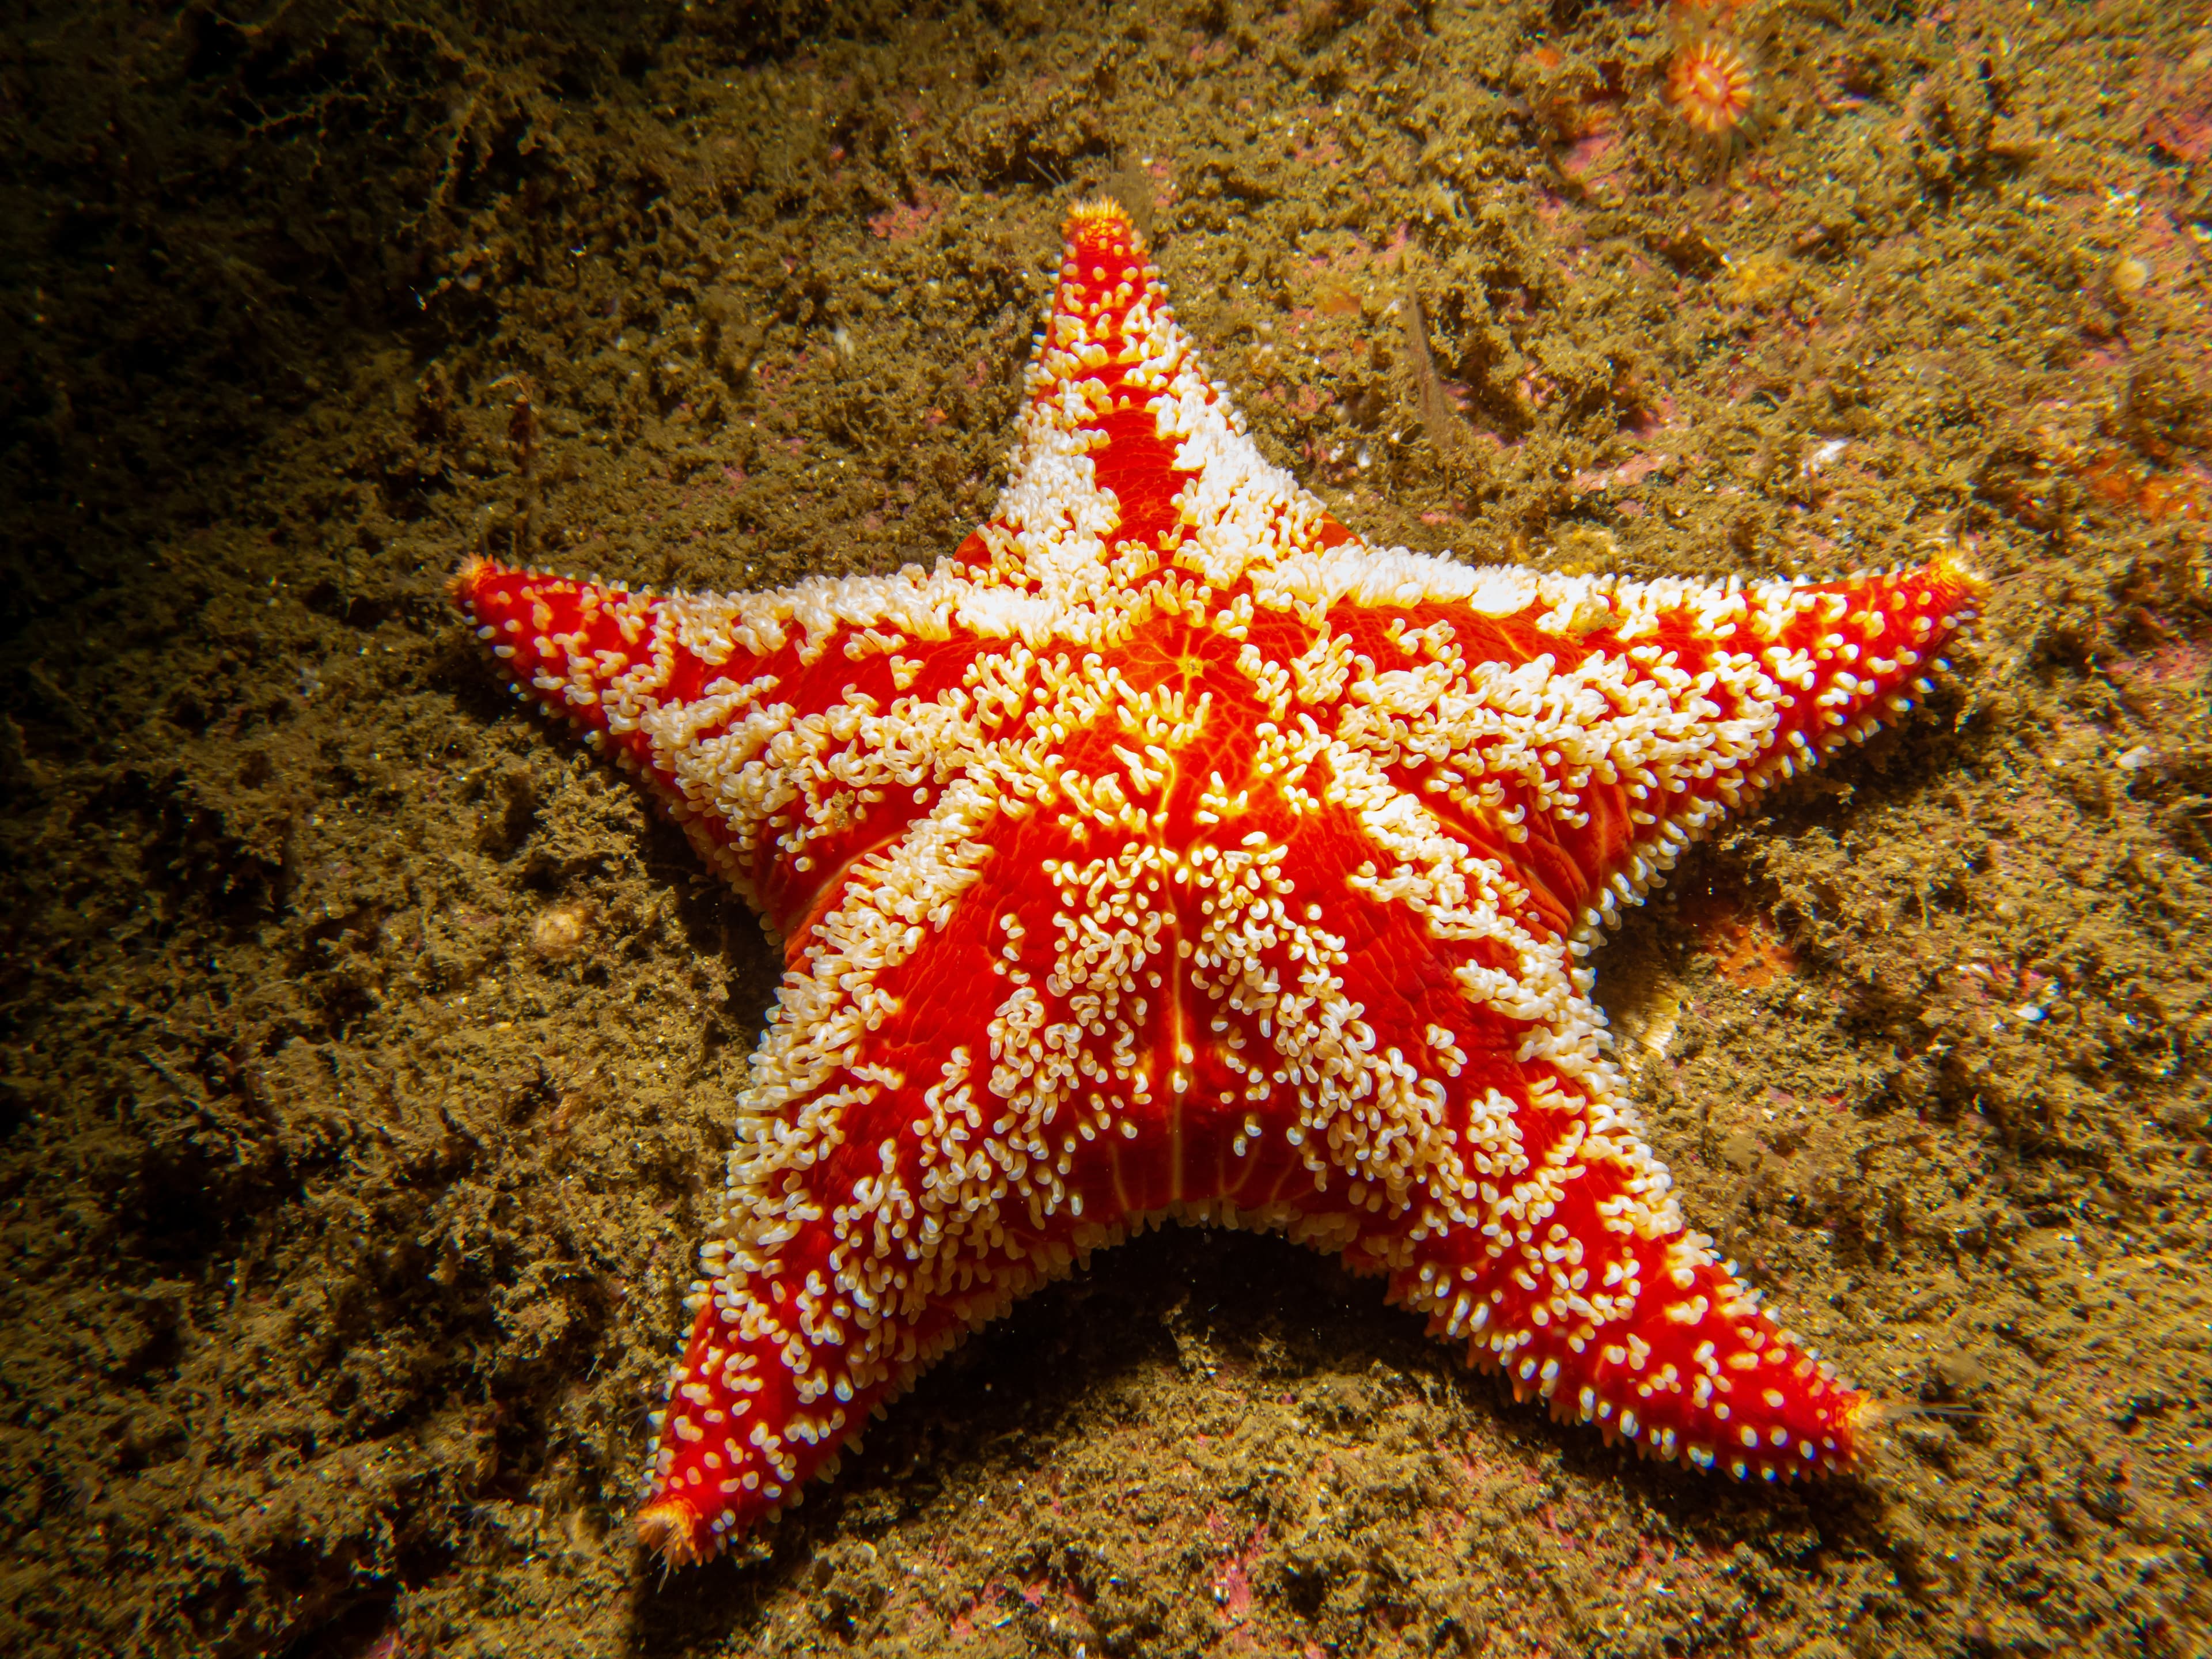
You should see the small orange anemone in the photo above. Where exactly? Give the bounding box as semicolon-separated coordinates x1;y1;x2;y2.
1668;36;1756;138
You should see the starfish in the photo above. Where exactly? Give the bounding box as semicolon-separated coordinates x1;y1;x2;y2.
452;200;1979;1567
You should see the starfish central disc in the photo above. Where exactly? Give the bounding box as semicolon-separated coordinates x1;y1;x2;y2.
450;200;1980;1567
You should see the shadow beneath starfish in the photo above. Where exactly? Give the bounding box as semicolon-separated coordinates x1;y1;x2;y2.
617;1226;1895;1653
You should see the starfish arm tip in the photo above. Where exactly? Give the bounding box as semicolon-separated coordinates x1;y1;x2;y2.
637;1497;710;1568
448;552;495;604
1069;195;1137;229
1843;1389;1914;1449
1927;548;1991;626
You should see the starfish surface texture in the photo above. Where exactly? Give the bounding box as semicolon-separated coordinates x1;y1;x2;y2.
452;201;1979;1566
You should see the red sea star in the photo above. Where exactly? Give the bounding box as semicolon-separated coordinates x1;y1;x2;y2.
451;200;1979;1566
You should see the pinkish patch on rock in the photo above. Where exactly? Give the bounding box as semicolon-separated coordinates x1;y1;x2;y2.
868;193;941;243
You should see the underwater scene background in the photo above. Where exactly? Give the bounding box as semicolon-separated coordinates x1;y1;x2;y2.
2;2;2208;1654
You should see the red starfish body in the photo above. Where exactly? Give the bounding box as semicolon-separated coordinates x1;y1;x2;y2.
452;202;1979;1566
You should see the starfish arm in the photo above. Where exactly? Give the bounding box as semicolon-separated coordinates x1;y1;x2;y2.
450;556;1114;931
1209;760;1865;1480
636;782;1024;1560
1260;555;1984;939
631;781;1376;1561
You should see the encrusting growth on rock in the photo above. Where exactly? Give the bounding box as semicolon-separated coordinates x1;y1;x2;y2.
451;200;1982;1567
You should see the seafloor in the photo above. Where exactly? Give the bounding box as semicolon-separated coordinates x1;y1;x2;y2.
2;2;2208;1656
